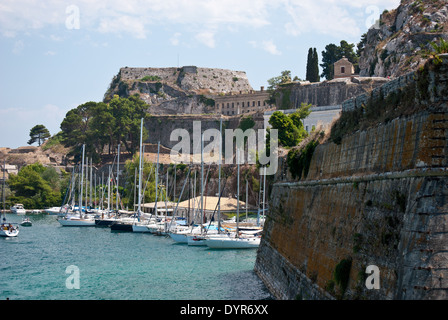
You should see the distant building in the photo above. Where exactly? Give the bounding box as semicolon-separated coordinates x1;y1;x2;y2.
0;164;18;181
215;87;274;116
334;57;355;79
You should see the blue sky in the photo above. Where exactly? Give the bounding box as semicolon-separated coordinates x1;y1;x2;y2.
0;0;400;149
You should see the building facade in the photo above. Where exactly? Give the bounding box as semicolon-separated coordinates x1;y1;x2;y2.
215;87;275;116
334;57;355;79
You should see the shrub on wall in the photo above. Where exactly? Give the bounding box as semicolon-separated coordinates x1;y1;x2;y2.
287;140;319;180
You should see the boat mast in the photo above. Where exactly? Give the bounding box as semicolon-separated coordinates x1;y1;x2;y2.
246;178;248;221
107;166;111;213
2;160;5;220
80;144;85;218
236;147;240;238
154;142;160;218
262;166;266;226
218;118;222;233
137;119;143;222
200;135;204;235
90;157;93;209
116;143;120;213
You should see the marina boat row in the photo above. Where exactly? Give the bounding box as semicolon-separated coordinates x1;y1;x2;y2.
54;118;266;249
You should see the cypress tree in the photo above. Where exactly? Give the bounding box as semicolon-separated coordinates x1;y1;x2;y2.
306;48;313;82
312;48;320;82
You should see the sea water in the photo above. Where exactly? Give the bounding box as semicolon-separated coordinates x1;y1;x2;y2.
0;214;272;300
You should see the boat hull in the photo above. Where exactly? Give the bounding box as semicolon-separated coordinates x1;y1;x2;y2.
110;223;133;232
169;232;189;243
187;235;207;246
132;224;152;233
205;237;260;249
95;219;119;227
0;224;19;237
58;218;96;227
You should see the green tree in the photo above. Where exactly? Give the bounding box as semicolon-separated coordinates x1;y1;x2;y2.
306;48;314;82
266;70;294;105
268;111;306;147
306;48;320;83
312;48;320;82
320;40;358;80
109;94;149;155
28;124;51;146
289;103;312;128
60;95;150;161
122;154;166;208
7;163;63;209
60;101;100;161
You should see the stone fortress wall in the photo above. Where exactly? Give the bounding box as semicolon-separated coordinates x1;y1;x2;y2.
254;55;448;300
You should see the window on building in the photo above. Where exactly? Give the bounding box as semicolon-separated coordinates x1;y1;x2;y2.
258;101;260;106
252;101;255;107
341;66;345;74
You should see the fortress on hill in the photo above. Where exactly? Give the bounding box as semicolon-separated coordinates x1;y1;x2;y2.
106;60;390;135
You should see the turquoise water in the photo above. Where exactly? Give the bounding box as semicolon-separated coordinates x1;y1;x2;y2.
0;214;272;300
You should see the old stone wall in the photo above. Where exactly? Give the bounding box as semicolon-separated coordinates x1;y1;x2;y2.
120;66;252;95
144;113;265;151
254;56;448;300
282;77;389;109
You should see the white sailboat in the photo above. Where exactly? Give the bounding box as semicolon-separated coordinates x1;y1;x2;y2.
132;118;153;233
204;149;261;249
58;144;95;227
1;160;19;237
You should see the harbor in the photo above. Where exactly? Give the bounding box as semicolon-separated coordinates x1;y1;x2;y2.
0;212;272;300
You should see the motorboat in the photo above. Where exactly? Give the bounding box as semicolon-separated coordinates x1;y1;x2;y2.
20;217;32;226
10;204;26;215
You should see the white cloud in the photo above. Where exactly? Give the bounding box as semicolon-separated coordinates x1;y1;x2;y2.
262;40;281;55
12;40;24;54
281;0;401;38
249;40;281;55
283;0;359;38
170;32;182;46
98;15;147;39
44;50;56;56
0;0;401;44
195;31;216;48
0;0;273;39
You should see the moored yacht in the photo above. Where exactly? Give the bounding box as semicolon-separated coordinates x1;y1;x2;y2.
10;204;26;215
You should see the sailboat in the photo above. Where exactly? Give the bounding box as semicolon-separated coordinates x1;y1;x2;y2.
58;144;95;226
131;120;152;233
204;149;261;249
0;160;19;237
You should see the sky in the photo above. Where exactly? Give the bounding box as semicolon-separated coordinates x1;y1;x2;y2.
0;0;400;149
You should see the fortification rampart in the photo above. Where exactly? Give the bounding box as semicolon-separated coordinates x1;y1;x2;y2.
254;55;448;300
